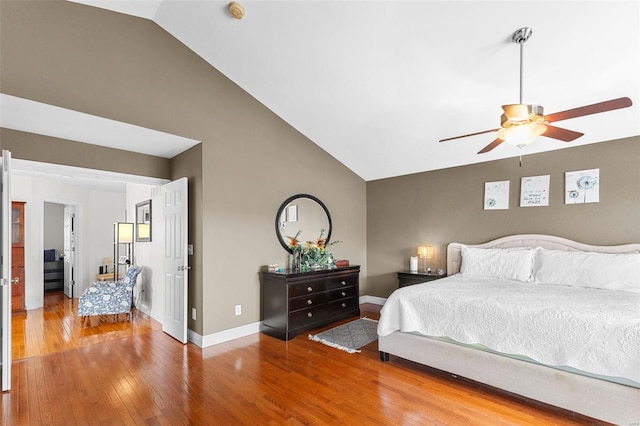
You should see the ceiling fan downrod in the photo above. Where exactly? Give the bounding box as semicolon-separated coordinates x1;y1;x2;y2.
500;27;545;129
513;27;533;104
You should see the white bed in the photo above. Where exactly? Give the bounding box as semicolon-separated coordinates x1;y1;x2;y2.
378;234;640;424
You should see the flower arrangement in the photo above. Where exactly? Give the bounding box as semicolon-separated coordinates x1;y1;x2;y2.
287;229;340;271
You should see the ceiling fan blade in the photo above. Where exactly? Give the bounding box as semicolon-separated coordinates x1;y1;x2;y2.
545;97;632;123
542;125;584;142
439;128;499;142
478;138;504;154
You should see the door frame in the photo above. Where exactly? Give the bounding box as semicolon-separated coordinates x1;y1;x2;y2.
2;150;12;391
40;199;82;300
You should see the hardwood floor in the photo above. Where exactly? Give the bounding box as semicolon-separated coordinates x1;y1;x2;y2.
3;295;606;425
12;291;160;361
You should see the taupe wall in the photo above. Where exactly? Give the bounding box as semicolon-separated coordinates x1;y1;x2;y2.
170;144;203;333
0;128;171;179
0;1;367;336
367;136;640;297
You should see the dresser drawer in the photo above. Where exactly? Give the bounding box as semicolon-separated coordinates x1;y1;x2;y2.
328;296;358;311
326;274;358;291
289;281;326;297
289;292;328;312
289;305;330;327
328;286;358;302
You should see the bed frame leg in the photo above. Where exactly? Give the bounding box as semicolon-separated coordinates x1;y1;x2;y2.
379;351;389;362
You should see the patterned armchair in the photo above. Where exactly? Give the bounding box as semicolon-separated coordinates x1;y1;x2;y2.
78;265;142;320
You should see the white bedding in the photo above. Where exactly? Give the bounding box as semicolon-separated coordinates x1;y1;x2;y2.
377;274;640;384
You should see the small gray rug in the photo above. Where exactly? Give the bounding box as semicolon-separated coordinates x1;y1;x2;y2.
308;318;378;353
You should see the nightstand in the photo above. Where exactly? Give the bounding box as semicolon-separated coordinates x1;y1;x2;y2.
96;273;120;282
397;271;447;288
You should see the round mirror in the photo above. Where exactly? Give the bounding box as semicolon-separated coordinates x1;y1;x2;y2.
275;194;332;254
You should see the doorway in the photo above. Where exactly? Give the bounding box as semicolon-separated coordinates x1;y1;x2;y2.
43;202;67;301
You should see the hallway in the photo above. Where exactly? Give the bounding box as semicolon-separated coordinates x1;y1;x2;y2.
12;291;159;361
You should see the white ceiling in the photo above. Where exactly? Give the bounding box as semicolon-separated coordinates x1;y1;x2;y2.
8;1;640;181
11;158;170;192
0;94;200;158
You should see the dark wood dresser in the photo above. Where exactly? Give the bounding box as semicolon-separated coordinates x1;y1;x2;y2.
261;265;360;341
44;260;65;291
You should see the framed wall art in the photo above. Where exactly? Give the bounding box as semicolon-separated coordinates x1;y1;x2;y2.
520;175;550;207
565;168;599;204
484;180;510;210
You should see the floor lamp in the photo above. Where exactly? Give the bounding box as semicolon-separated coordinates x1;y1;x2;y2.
114;222;134;281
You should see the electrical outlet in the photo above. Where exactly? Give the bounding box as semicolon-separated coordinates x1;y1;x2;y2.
235;305;242;316
191;308;197;320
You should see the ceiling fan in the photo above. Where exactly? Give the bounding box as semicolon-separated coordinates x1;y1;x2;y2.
439;27;633;154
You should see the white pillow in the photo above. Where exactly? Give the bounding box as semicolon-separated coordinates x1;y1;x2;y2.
533;248;640;293
460;246;535;282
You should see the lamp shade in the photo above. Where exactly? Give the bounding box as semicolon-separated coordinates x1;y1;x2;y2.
115;222;134;244
418;245;434;258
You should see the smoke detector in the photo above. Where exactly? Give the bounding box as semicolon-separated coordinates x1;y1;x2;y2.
228;2;245;19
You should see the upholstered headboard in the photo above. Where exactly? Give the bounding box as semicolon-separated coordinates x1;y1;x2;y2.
447;234;640;276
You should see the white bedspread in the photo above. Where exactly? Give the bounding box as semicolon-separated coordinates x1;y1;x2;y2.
378;274;640;383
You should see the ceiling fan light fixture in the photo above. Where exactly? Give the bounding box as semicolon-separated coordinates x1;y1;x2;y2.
501;104;545;124
499;122;547;149
502;104;530;121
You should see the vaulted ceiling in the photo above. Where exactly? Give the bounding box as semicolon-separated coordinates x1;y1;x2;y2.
6;1;640;181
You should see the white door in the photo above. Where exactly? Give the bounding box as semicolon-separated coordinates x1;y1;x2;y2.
1;150;12;391
162;177;188;343
63;206;75;298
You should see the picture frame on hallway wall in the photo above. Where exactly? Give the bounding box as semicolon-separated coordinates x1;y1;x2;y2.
286;204;298;222
135;199;152;242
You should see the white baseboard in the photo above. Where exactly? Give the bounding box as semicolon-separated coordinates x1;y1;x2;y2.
188;321;261;348
187;295;386;348
187;329;203;347
359;295;386;306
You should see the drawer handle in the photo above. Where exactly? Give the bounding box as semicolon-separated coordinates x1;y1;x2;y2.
341;303;347;308
307;299;313;305
341;291;346;297
341;281;346;286
307;286;313;292
307;312;313;318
